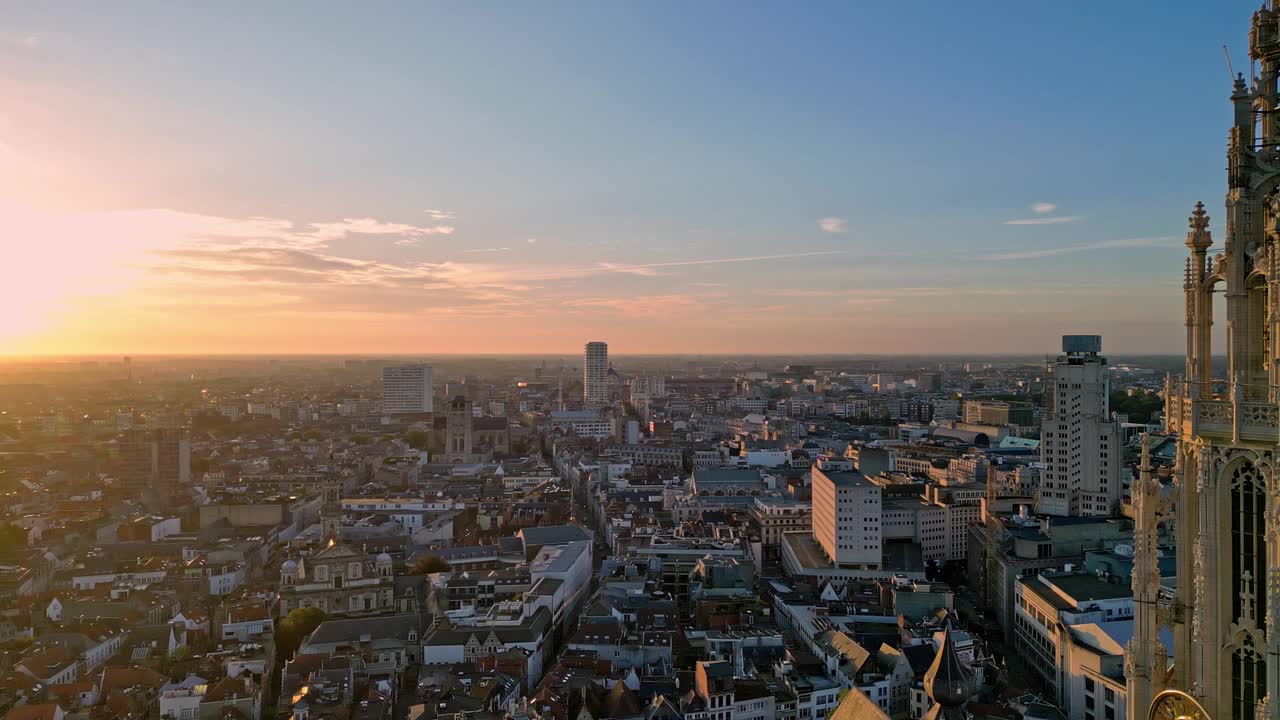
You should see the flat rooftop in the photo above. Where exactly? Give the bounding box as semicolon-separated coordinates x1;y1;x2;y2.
814;468;872;488
1046;574;1133;603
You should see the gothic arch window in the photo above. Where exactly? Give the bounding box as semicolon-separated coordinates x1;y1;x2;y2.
1229;460;1266;628
1232;636;1266;720
1247;274;1269;379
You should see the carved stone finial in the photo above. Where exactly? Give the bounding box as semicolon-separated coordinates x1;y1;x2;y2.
1187;201;1214;253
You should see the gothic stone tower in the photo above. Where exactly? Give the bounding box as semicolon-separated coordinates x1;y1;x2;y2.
445;395;473;463
1128;6;1280;719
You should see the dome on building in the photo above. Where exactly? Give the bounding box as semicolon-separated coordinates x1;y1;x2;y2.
281;558;299;574
376;552;392;564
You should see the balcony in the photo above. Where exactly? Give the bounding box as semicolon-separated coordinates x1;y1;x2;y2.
1166;378;1280;443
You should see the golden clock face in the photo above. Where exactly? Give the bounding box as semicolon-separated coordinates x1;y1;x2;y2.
1148;690;1211;720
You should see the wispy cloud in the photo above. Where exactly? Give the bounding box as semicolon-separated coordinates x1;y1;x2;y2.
527;238;538;244
561;294;709;317
311;217;454;244
597;250;843;276
818;217;847;234
1030;202;1057;214
770;286;1018;300
1003;215;1079;226
980;236;1177;261
463;247;511;253
424;208;456;221
2;33;40;50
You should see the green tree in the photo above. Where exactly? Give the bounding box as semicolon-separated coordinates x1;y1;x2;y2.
275;607;328;660
351;434;371;445
169;645;193;661
1109;391;1164;424
409;554;450;575
404;430;429;450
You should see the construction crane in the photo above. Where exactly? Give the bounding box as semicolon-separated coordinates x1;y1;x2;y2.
984;459;1000;621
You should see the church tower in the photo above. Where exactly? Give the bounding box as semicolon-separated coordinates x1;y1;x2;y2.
1128;6;1280;719
445;395;473;463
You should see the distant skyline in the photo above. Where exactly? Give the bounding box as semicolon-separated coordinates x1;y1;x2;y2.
0;2;1260;355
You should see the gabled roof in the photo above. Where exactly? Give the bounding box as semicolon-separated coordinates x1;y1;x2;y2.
305;613;433;646
312;542;363;560
202;676;252;703
2;704;63;720
517;525;592;547
100;667;166;695
829;688;889;720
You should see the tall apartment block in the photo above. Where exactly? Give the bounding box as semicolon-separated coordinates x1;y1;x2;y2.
119;427;191;494
811;466;882;570
382;364;433;414
1037;335;1121;516
583;341;608;407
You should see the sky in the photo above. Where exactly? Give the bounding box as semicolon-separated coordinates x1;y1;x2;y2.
0;2;1261;355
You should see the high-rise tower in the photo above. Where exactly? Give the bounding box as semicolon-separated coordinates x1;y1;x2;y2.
1128;7;1280;718
583;341;608;407
382;364;433;414
1037;335;1123;517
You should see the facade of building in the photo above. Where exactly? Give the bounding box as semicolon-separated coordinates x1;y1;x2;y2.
583;341;609;407
1038;336;1122;517
382;364;433;414
811;467;881;570
119;427;191;495
445;396;477;463
1129;13;1280;716
277;543;396;617
963;401;1034;428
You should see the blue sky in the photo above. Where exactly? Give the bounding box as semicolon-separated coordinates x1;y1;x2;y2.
0;2;1259;354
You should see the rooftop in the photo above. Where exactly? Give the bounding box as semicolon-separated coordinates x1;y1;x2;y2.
814;468;872;488
1045;573;1133;603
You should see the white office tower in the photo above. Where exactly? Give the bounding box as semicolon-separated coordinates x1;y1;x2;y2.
583;341;608;406
811;466;881;570
1037;335;1121;517
382;364;433;414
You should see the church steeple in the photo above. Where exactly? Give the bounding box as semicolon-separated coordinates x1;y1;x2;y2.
922;623;975;720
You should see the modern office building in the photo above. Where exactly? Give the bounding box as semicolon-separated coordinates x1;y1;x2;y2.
382;364;433;414
119;427;191;494
810;466;881;570
583;341;608;407
1037;336;1122;517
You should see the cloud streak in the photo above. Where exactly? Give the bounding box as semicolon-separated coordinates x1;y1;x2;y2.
1030;202;1057;214
979;236;1177;261
1003;215;1080;225
597;250;843;276
818;217;847;233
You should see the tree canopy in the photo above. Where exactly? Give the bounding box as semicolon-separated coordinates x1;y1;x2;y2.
276;607;328;660
1110;390;1164;424
409;554;450;575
